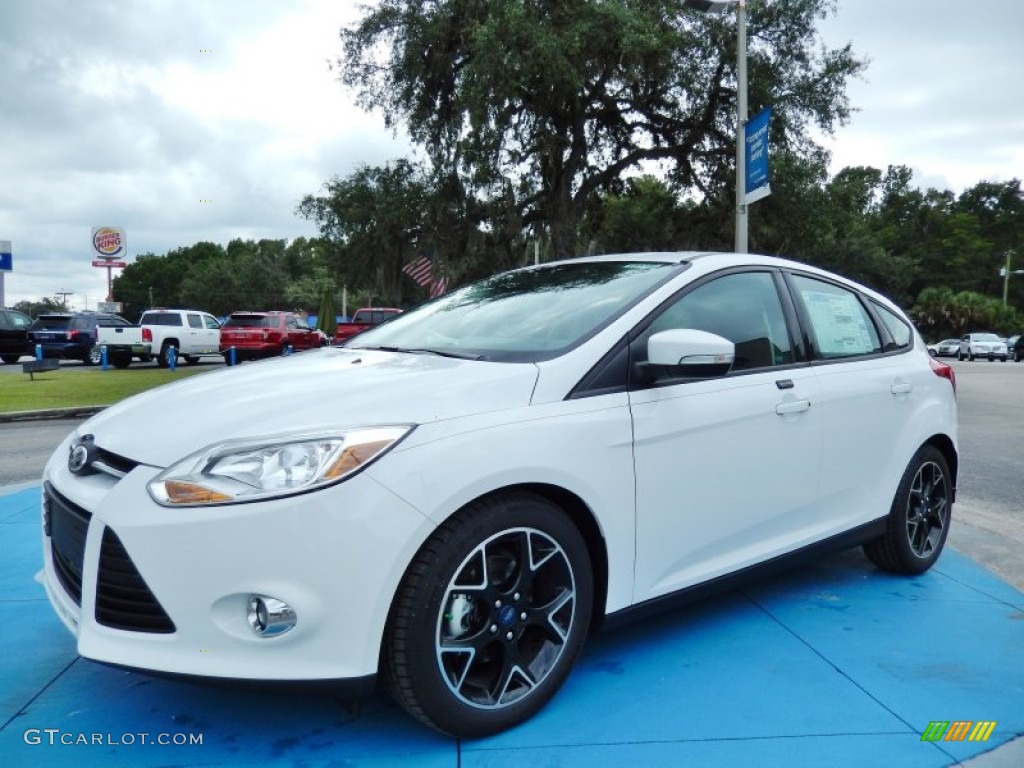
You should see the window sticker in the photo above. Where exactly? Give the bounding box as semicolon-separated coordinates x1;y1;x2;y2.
801;290;875;355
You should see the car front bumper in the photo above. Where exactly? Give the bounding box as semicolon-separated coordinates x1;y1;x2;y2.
41;441;436;683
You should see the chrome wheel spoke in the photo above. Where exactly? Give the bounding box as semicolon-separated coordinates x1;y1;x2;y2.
906;462;948;558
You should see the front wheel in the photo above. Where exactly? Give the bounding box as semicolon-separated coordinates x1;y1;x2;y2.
0;353;20;365
86;345;101;366
864;445;952;575
382;492;593;737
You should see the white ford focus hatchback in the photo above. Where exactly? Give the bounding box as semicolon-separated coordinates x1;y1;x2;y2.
41;252;958;736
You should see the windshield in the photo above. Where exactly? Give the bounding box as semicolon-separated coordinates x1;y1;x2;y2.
350;260;678;362
973;333;1001;342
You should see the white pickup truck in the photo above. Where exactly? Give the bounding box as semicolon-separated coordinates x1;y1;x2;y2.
138;309;222;368
94;309;222;368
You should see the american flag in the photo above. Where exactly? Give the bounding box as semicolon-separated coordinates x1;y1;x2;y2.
403;253;449;297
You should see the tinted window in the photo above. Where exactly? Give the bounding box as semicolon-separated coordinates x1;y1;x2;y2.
791;275;881;359
187;314;203;329
143;312;184;326
30;316;73;330
203;315;220;330
873;302;912;350
644;271;793;371
224;315;275;328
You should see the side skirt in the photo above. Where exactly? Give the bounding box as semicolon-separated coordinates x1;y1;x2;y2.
601;518;887;632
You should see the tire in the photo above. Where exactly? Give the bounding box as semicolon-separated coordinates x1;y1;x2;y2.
0;354;20;365
382;491;593;737
863;445;952;575
184;355;200;365
85;346;101;366
957;352;964;361
1000;356;1007;363
111;353;132;369
968;352;975;361
157;342;178;369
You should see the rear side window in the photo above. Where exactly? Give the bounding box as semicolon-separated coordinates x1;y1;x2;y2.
790;275;881;359
872;302;912;350
143;312;184;326
187;314;203;329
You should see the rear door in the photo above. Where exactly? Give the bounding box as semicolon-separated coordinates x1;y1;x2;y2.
783;272;918;531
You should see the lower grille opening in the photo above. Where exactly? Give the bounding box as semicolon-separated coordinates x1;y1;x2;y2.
45;483;91;606
96;529;176;634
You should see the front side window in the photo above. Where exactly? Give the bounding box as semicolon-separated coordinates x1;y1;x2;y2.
790;275;881;359
642;271;794;372
187;314;204;329
203;315;220;330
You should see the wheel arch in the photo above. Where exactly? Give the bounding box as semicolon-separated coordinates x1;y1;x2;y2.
924;433;958;500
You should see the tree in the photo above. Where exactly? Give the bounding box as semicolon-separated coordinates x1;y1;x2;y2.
339;0;865;255
13;297;64;318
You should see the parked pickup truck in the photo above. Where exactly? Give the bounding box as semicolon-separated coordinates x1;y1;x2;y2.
332;307;402;343
139;309;222;368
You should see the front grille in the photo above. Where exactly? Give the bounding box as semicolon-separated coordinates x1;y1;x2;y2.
96;529;176;634
91;445;139;478
45;483;91;606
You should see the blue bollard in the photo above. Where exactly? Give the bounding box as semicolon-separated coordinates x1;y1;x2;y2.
229;347;236;366
168;345;177;371
101;345;108;371
35;344;42;361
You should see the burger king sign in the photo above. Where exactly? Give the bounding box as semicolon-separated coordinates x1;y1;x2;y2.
91;226;127;260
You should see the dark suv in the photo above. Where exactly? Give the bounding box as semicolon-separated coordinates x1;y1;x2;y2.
1013;334;1024;362
0;308;32;364
27;312;133;365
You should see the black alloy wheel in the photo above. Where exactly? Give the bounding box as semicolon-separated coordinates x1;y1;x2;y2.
383;492;593;737
864;445;952;575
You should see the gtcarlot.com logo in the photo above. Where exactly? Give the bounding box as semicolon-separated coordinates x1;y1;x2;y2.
23;728;203;747
921;721;997;742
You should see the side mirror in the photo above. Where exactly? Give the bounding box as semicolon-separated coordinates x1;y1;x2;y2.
646;329;735;378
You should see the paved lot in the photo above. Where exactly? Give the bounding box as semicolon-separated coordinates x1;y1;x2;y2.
0;356;1022;766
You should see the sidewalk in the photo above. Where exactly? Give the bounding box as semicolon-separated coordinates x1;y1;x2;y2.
1;482;1022;767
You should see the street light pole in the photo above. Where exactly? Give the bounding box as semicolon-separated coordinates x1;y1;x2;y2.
735;0;747;253
682;0;748;253
1001;250;1024;306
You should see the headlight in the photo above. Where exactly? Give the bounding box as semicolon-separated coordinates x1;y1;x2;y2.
148;426;413;506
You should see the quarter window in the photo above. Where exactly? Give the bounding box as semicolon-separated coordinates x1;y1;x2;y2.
872;303;912;350
790;275;881;359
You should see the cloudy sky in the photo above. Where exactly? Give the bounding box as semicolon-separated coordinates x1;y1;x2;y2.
1;0;1021;310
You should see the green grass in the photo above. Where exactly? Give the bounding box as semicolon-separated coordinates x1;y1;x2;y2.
0;366;212;414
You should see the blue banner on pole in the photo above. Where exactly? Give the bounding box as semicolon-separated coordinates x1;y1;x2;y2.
745;106;772;204
0;240;12;271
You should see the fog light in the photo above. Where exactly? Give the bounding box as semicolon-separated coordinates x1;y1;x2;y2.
247;595;296;637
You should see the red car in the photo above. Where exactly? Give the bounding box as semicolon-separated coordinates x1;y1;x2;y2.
219;311;322;362
332;307;403;344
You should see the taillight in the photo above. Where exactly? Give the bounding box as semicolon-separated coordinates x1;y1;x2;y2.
929;357;956;394
142;327;152;342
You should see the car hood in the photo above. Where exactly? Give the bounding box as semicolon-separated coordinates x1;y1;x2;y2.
82;348;540;467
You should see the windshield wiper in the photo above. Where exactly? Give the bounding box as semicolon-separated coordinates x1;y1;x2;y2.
351;345;487;361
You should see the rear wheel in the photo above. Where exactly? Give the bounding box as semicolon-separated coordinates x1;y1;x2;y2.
864;445;952;575
0;353;19;365
86;345;101;366
382;492;593;737
111;353;132;369
184;355;200;365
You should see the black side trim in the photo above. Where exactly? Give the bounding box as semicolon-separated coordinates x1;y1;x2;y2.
89;659;378;699
95;528;176;634
601;518;887;632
